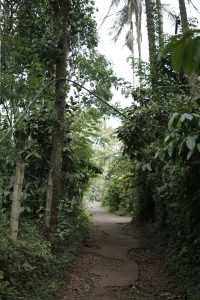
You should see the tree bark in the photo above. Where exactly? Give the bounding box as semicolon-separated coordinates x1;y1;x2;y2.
46;0;70;227
145;0;157;84
45;171;53;227
178;0;197;88
10;161;25;242
178;0;189;32
130;0;142;87
156;0;164;49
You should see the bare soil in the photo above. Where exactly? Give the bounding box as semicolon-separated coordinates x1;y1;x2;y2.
55;203;183;300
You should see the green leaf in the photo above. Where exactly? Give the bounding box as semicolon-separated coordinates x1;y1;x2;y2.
183;38;198;75
142;164;146;171
168;113;179;130
179;246;188;256
186;136;196;151
167;142;174;157
146;163;152;171
160;35;181;58
171;41;185;72
33;152;42;159
180;113;193;122
197;143;200;152
178;140;184;154
0;270;4;280
164;135;170;144
193;37;200;69
4;190;10;197
135;162;141;170
187;150;194;160
25;153;32;160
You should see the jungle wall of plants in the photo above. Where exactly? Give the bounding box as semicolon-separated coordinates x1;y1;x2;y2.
0;0;118;298
101;1;200;298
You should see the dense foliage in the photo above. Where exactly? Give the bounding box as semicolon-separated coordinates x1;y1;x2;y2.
1;0;200;299
99;2;200;299
0;207;89;299
0;0;118;298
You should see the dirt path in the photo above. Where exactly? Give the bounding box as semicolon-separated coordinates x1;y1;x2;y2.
56;203;181;300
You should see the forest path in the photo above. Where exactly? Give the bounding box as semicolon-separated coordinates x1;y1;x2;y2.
56;203;180;300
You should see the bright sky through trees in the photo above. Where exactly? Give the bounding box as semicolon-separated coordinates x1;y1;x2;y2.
95;0;200;80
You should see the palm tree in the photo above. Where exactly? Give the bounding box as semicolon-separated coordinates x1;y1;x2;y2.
156;0;164;48
144;0;157;84
101;0;165;86
100;0;142;87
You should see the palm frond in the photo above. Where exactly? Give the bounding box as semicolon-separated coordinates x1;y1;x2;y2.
125;29;134;51
110;5;129;42
102;0;142;60
187;0;200;14
133;0;142;59
98;0;121;30
162;4;177;23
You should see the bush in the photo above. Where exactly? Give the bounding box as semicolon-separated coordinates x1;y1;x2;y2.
0;207;90;300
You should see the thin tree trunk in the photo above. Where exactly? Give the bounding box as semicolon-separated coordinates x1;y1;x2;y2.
135;5;142;88
46;0;70;227
132;43;135;88
131;0;142;87
145;0;157;84
156;0;164;49
130;21;135;88
10;161;25;242
45;171;53;227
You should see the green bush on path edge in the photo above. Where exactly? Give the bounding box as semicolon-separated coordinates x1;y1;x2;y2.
0;209;90;300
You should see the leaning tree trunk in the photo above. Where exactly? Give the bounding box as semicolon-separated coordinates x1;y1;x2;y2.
145;0;157;85
45;0;70;228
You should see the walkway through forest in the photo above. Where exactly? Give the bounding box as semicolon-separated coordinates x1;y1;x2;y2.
56;203;181;300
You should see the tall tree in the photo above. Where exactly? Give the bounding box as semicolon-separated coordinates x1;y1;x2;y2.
144;0;157;83
47;0;70;227
156;0;164;49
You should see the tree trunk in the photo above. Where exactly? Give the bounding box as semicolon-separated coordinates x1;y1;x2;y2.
46;0;70;227
45;171;53;227
178;0;196;88
178;0;189;31
156;0;164;49
10;161;25;242
145;0;157;84
131;0;142;87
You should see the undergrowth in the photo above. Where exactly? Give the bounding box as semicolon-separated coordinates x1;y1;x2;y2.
146;224;200;300
0;209;90;300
